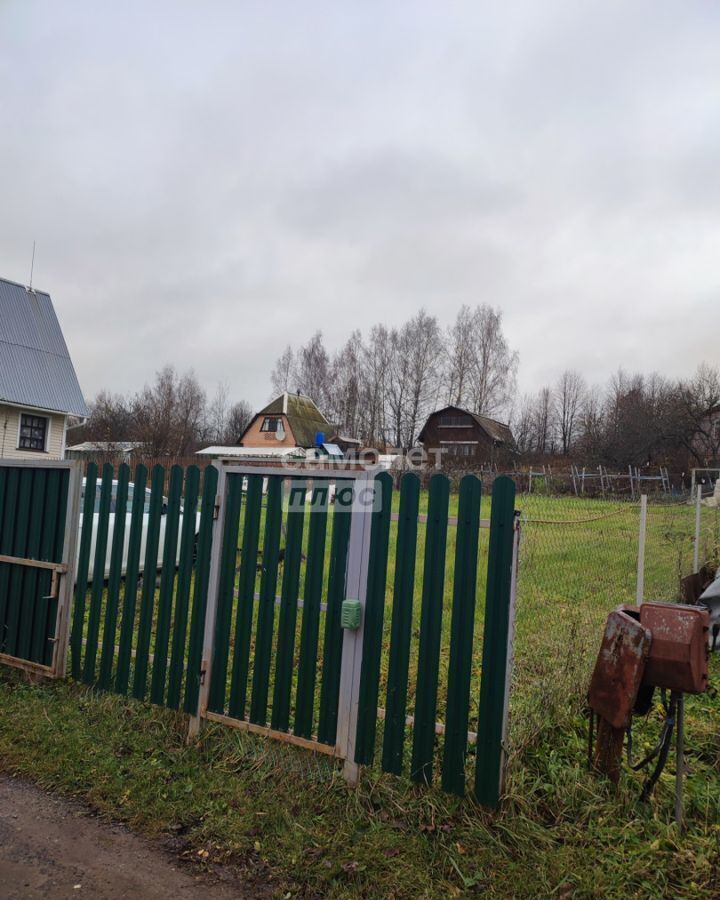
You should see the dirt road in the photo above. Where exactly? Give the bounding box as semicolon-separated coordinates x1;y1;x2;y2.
0;775;255;899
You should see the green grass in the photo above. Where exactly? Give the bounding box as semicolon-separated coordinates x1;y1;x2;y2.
0;664;718;898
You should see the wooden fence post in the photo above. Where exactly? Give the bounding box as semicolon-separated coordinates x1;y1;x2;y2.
188;461;226;739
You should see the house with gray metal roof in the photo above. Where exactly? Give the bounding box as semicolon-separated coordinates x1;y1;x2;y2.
0;276;88;460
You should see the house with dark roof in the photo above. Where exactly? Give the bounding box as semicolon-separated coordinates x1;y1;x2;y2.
0;277;88;460
196;392;336;460
417;405;515;467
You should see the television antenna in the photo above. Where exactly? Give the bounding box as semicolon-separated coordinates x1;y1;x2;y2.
29;240;36;291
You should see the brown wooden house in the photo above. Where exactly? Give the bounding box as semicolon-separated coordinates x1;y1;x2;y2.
418;405;515;467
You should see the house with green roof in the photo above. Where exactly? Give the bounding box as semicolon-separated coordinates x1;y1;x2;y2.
196;392;334;460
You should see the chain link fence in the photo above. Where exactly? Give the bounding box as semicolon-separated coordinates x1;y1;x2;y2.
510;485;720;753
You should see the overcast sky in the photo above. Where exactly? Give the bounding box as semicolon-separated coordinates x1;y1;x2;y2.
1;1;718;411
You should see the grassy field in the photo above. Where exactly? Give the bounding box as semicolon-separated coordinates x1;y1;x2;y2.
4;486;720;896
0;661;718;898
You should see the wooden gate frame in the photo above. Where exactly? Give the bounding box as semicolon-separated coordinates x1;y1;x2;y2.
191;460;377;779
0;458;82;678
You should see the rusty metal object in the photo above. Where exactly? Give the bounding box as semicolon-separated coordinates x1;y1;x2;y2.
588;610;652;729
680;566;715;605
640;603;709;694
593;716;626;784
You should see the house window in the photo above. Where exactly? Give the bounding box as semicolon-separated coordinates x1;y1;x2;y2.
19;413;48;452
439;414;472;428
260;417;281;433
447;443;473;457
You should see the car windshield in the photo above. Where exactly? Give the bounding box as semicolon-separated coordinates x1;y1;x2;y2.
80;482;157;514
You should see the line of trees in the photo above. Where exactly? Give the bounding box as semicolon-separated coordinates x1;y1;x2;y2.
270;305;518;448
514;363;720;469
76;365;254;456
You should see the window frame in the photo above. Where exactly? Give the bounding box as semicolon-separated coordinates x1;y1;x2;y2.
438;414;473;428
17;411;50;453
260;416;282;433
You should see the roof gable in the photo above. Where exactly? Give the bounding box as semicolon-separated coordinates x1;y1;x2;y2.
244;392;330;448
0;277;88;416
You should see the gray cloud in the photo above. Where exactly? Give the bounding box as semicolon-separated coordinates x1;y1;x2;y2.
0;0;718;411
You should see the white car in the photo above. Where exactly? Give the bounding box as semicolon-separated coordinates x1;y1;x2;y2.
79;479;201;582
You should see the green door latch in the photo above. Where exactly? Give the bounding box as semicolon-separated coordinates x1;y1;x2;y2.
341;599;362;630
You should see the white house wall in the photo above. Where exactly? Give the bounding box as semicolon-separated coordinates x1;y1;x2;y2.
0;403;67;460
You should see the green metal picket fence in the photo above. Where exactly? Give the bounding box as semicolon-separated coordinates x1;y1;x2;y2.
352;472;517;804
69;462;218;715
3;459;517;811
0;460;77;676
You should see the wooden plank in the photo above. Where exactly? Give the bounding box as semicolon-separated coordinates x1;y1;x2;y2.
45;464;72;671
0;651;54;677
377;706;477;744
0;555;67;572
390;512;490;529
203;710;341;758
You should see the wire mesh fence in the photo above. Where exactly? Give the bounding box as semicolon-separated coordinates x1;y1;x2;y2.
510;485;720;754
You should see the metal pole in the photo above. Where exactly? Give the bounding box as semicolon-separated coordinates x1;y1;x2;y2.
636;494;647;605
497;516;520;797
336;472;375;785
693;482;702;574
675;694;684;829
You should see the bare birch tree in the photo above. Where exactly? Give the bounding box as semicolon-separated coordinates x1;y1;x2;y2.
553;370;586;455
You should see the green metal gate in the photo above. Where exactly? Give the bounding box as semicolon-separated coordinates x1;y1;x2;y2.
192;465;371;759
0;460;80;677
195;464;518;809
